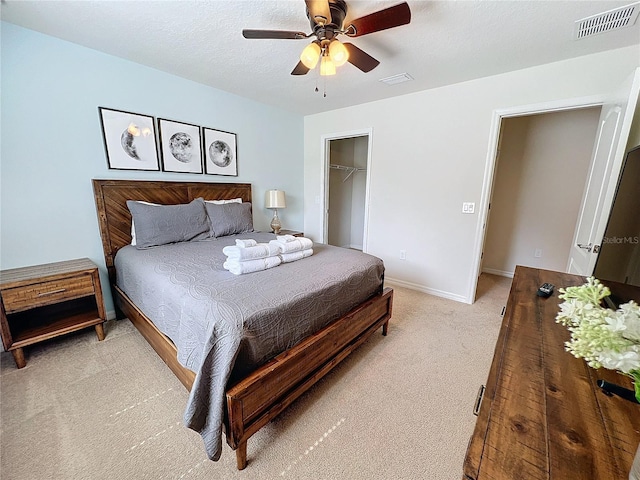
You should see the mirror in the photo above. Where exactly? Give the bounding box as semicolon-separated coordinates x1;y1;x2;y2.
593;145;640;287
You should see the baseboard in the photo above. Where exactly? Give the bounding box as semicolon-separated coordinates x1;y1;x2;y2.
481;268;514;278
385;277;468;303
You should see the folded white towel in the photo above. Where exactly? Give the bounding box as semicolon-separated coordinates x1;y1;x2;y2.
235;238;257;248
223;256;282;275
280;248;313;263
276;234;296;243
223;243;279;261
269;237;313;254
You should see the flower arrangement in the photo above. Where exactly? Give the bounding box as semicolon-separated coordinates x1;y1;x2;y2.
555;277;640;403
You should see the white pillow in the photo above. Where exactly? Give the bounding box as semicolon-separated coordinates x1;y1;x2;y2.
205;198;242;205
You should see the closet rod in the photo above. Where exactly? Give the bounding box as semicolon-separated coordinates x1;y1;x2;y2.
330;163;366;182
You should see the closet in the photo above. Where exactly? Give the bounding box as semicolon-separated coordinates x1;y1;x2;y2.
327;136;368;250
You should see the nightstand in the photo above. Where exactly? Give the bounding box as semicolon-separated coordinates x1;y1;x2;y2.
277;229;304;237
0;258;106;368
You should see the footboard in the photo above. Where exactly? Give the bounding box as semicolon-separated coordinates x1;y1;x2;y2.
225;287;393;469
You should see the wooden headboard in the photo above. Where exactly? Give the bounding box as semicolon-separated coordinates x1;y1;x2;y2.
92;179;252;284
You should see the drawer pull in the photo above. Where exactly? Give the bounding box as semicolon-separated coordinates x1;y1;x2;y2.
473;385;485;416
37;288;67;297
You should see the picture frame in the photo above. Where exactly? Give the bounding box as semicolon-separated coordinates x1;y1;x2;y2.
157;118;203;174
98;107;159;171
203;127;238;176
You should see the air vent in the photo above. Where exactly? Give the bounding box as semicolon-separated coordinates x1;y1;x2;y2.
379;73;414;86
574;2;640;39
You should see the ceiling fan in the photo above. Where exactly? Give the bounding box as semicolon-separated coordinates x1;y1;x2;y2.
242;0;411;76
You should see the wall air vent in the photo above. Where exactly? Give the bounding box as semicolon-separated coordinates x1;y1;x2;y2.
574;2;639;39
379;73;414;86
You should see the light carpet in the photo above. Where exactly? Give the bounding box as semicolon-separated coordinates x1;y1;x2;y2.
0;274;511;480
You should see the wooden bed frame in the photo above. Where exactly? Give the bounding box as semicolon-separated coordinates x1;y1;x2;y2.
92;179;393;469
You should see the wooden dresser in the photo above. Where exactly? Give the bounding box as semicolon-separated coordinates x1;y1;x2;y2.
0;258;106;368
464;266;640;480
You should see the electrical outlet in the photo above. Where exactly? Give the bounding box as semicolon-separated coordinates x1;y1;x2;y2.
462;202;475;214
400;250;406;260
534;248;542;258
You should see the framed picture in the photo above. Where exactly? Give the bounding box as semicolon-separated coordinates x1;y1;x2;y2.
158;118;203;174
203;127;238;176
98;107;159;171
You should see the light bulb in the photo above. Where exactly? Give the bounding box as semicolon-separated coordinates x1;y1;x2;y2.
328;40;349;67
320;55;336;76
300;42;321;69
141;127;152;137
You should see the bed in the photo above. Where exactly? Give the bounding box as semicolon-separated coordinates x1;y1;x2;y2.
92;179;393;469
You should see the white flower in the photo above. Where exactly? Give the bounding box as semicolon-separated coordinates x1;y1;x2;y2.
603;311;627;333
619;301;640;342
556;278;640;381
598;347;640;374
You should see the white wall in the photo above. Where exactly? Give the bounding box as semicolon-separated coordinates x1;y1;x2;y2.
0;22;303;314
482;108;601;276
350;136;367;250
304;45;640;302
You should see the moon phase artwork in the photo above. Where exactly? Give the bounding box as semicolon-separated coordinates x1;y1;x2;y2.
158;118;203;174
204;127;237;176
169;132;193;163
120;130;139;159
209;140;233;167
99;107;159;171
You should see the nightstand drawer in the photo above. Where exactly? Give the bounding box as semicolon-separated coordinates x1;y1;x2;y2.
2;274;95;314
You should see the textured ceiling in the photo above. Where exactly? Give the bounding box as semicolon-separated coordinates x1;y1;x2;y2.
2;0;639;115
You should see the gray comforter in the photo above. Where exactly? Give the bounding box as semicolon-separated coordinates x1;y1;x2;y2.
114;232;384;460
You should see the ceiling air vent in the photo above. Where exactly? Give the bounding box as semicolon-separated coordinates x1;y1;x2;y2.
379;73;414;86
574;2;640;39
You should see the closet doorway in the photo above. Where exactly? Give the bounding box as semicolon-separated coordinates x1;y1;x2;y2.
321;129;372;251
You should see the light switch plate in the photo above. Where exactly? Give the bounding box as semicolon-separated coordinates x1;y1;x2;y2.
462;202;475;214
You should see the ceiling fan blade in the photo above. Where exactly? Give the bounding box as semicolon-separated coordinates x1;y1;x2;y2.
242;29;307;40
305;0;331;24
345;2;411;37
291;61;311;76
343;42;380;73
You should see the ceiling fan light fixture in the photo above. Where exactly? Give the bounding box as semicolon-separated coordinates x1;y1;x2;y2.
328;40;349;67
320;55;336;76
300;41;321;69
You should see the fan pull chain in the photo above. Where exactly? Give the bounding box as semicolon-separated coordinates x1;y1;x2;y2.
312;74;327;98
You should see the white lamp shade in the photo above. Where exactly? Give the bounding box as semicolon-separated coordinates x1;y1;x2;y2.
265;190;286;209
328;40;349;67
320;55;336;76
300;42;321;69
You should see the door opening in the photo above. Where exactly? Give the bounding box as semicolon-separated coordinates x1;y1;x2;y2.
320;129;373;251
470;68;640;303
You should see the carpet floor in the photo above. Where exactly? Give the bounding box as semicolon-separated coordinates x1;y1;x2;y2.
0;274;512;479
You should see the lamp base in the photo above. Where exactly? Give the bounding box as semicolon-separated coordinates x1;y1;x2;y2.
270;210;282;235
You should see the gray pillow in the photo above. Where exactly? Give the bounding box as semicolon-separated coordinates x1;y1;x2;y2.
126;198;210;249
204;202;254;237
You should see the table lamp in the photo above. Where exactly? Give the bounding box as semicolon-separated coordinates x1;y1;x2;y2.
265;189;286;234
